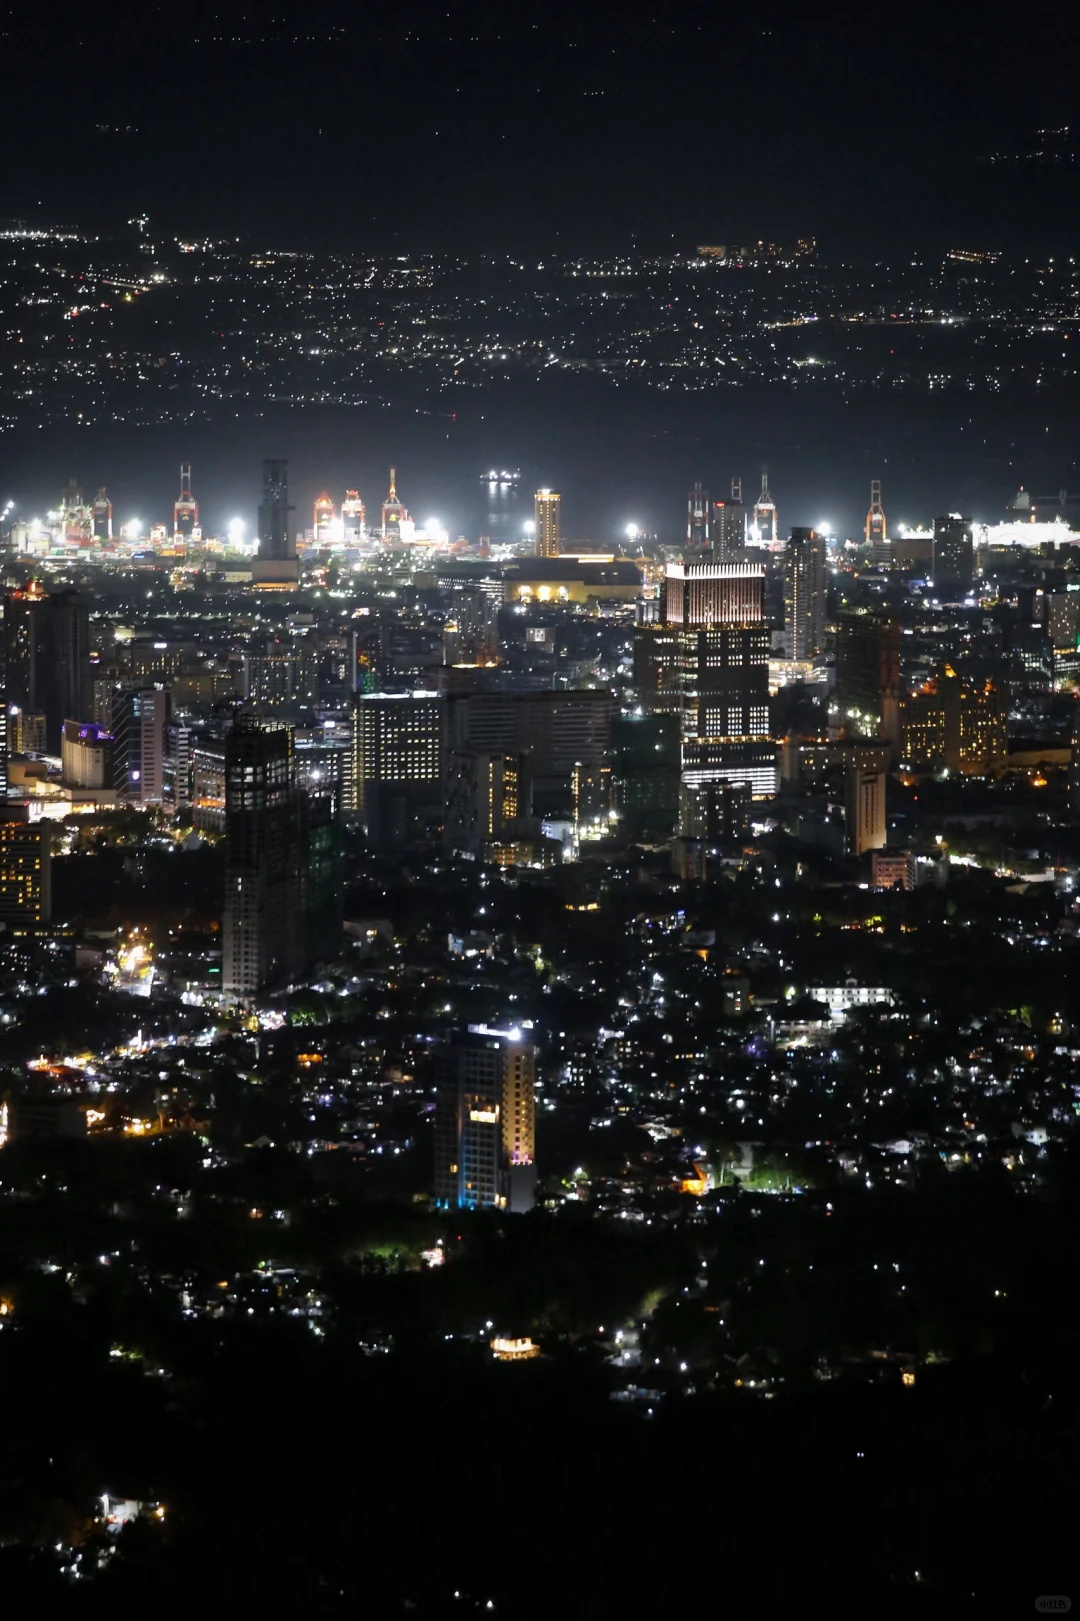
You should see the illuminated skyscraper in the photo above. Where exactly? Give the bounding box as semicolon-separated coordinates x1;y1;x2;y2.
351;691;443;844
845;763;887;856
714;478;747;562
664;561;765;627
534;488;561;559
635;560;775;795
686;481;709;551
434;1028;536;1211
900;666;1006;774
381;467;406;541
752;466;777;548
111;688;169;804
782;527;827;659
0;805;51;928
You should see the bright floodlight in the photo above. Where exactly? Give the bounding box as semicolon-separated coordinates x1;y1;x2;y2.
228;517;245;542
625;522;639;539
523;519;536;535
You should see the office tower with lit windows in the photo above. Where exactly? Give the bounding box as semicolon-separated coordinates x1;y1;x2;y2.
350;691;443;844
635;558;775;796
900;666;1007;774
3;583;90;752
714;478;747;562
244;635;319;708
686;482;710;551
163;718;193;811
446;688;614;817
932;514;974;596
664;560;766;627
223;716;303;996
434;1028;537;1212
444;749;525;853
0;804;51;928
782;526;827;660
8;710;47;756
534;488;561;558
111;688;169;804
381;467;406;540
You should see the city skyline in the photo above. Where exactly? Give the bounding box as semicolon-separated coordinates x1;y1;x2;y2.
0;6;1076;1607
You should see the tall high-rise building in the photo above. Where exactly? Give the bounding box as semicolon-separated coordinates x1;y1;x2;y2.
752;466;777;548
664;561;766;627
0;800;50;927
782;527;827;660
434;1028;536;1212
62;720;113;788
3;583;90;752
223;718;301;995
932;514;974;596
8;710;47;756
0;805;51;928
713;478;747;562
845;764;887;856
253;460;299;587
446;689;614;817
534;488;561;559
381;467;406;541
244;636;319;708
635;559;775;796
834;610;901;740
111;688;169;804
0;629;7;801
350;691;443;844
900;665;1007;774
258;459;293;561
163;718;193;811
222;715;340;996
174;463;198;539
686;482;710;551
444;749;525;853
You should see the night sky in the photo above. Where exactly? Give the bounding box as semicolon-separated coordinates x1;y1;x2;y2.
2;4;1073;257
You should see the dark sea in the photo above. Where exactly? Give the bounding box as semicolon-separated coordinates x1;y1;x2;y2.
3;381;1080;546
